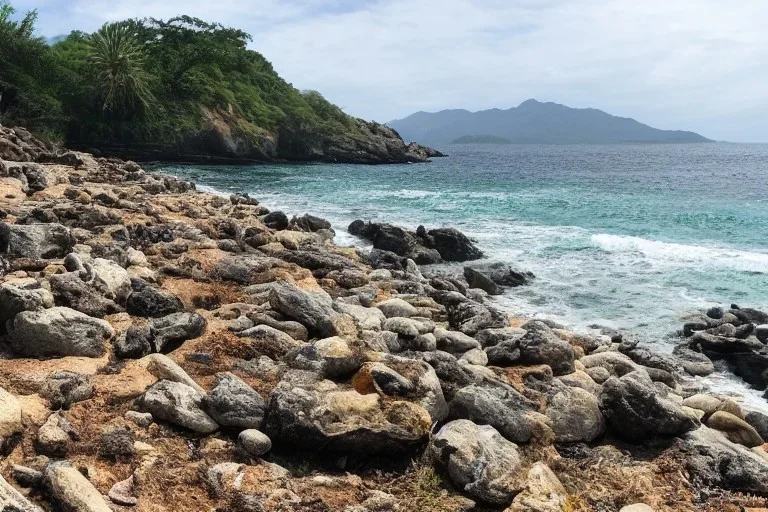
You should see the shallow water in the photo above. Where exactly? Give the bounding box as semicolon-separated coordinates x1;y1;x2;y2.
157;142;768;408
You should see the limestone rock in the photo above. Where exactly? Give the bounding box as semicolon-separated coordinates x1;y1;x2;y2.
239;429;272;457
45;462;112;512
0;387;22;438
506;462;567;512
430;419;524;505
546;386;605;443
448;384;537;444
706;410;764;448
269;281;341;337
0;473;44;512
599;372;699;442
0;222;74;259
137;380;218;434
376;298;418;318
204;372;266;429
6;306;114;358
264;374;431;454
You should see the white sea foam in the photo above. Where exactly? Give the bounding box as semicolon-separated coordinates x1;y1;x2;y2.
592;233;768;272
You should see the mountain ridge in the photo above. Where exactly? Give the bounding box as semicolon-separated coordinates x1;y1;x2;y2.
388;99;711;146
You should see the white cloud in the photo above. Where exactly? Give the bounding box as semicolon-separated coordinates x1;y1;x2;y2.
20;0;768;141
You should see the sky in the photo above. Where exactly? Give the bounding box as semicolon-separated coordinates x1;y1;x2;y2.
13;0;768;142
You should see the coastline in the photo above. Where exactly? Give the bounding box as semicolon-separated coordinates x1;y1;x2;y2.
0;125;767;510
182;167;768;414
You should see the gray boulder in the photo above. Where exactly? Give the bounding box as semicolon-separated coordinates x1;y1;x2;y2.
463;267;503;295
681;426;768;495
0;283;46;334
44;461;112;512
448;384;537;443
599;371;699;442
150;311;207;353
7;307;114;358
434;327;481;354
263;373;431;455
49;272;121;318
517;321;574;376
238;429;272;457
376;298;418;318
268;281;340;337
204;372;266;429
0;473;43;512
137;380;218;434
40;371;93;409
238;324;304;359
446;300;508;336
430;419;524;505
546;386;605;442
0;222;74;259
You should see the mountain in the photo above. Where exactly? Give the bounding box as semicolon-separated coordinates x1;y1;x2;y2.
451;135;511;144
388;99;711;146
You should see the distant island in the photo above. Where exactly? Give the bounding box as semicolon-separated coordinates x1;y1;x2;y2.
451;135;512;144
389;99;712;146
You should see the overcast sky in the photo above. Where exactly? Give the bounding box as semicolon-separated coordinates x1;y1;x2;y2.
14;0;768;142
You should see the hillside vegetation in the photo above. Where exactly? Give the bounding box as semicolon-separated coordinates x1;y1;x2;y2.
0;2;435;163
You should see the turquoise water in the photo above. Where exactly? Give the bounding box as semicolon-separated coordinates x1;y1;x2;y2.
159;143;768;400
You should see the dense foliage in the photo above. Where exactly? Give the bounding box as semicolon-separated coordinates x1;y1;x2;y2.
0;3;364;158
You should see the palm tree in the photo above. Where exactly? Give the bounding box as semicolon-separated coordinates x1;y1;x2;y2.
88;22;153;116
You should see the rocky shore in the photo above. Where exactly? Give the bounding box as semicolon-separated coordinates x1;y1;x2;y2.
0;124;767;512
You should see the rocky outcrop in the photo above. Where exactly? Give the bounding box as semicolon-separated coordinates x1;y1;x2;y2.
348;220;483;263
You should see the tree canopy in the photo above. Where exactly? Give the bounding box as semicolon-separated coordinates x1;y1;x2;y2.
0;3;368;159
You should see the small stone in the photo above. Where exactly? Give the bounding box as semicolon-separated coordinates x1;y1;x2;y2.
125;411;153;428
108;475;137;506
239;429;272;457
100;425;135;458
35;414;70;457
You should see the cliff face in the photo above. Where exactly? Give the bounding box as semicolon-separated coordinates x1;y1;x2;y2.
72;108;443;165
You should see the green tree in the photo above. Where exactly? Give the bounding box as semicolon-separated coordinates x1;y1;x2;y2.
88;22;153;117
0;1;64;136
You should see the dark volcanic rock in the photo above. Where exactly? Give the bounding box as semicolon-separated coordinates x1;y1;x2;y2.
463;267;503;295
125;285;184;318
426;227;483;261
263;211;289;230
150;311;207;353
290;214;332;232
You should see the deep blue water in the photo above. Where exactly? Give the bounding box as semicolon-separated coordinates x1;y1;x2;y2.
158;143;768;403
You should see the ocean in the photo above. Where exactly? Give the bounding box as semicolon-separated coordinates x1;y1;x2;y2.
157;142;768;407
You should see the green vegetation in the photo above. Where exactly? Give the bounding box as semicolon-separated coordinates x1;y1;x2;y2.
0;3;394;161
